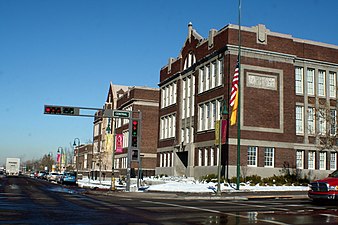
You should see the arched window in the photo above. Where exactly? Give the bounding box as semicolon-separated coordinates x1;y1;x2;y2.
184;52;196;70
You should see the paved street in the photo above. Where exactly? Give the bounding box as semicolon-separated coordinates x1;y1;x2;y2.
1;176;338;224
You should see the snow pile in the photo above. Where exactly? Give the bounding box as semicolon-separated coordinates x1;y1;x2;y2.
77;176;309;193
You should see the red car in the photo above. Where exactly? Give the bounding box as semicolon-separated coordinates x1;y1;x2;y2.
308;170;338;201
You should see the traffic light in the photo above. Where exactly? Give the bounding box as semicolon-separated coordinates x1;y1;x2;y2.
44;106;62;114
131;120;139;147
44;105;79;116
131;149;139;161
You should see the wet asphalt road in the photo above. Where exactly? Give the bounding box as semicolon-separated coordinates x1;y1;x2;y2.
1;176;338;224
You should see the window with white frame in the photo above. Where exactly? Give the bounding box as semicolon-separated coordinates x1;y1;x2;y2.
204;149;208;166
330;109;337;136
248;146;258;166
318;70;326;97
198;99;222;131
295;67;304;95
211;61;216;89
161;82;177;108
296;106;304;134
167;152;171;167
330;152;337;170
216;59;223;86
319;152;326;170
296;150;304;169
264;147;274;167
307;107;315;135
123;130;129;148
216;147;220;166
329;71;337;98
307;68;314;95
160;114;176;139
308;151;315;170
198;149;202;166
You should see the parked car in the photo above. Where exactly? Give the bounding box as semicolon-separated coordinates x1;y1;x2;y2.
47;172;59;182
58;172;76;184
37;171;47;179
308;170;338;201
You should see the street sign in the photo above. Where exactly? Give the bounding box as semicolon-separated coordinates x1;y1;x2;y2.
113;110;130;118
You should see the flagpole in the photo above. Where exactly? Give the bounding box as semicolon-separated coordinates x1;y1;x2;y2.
236;0;242;191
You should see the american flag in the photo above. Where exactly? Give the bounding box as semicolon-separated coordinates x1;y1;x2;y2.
230;63;239;107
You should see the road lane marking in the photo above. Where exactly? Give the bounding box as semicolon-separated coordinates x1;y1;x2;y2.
141;200;291;225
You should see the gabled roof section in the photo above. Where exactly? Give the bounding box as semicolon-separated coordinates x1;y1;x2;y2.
105;82;129;108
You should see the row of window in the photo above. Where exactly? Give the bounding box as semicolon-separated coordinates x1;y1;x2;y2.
197;147;220;167
296;150;337;170
182;76;195;119
247;147;275;167
159;114;176;140
295;67;337;97
198;59;223;94
161;82;177;109
296;106;337;135
198;99;223;132
159;152;174;167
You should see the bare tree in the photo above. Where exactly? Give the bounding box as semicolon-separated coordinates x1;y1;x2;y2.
315;102;338;152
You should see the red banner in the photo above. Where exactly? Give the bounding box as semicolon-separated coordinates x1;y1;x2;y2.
115;134;123;153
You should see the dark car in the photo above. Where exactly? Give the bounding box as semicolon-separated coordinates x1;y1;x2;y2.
308;170;338;201
58;172;76;184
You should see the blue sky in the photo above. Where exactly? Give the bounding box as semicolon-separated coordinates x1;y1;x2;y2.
0;0;337;165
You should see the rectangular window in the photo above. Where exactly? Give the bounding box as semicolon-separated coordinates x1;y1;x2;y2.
296;106;304;134
198;149;202;166
318;70;326;96
204;149;208;166
247;146;257;166
330;152;337;170
199;68;204;93
330;109;337;136
319;152;326;170
329;72;337;98
296;150;304;169
308;107;315;135
205;65;210;91
211;61;216;89
210;148;215;166
308;151;315;170
264;147;274;167
307;68;314;95
295;67;304;95
318;108;326;135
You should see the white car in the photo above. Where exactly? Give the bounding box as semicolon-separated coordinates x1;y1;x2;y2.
47;172;59;182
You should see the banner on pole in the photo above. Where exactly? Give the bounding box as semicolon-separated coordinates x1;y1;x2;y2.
115;134;123;153
215;120;227;145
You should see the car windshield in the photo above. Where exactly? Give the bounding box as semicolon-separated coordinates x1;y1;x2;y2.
330;170;338;178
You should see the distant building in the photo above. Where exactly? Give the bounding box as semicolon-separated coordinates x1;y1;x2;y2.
74;143;93;178
114;86;159;177
157;23;338;179
92;83;159;180
92;82;129;180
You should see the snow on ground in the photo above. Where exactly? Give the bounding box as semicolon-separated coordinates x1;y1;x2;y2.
77;176;309;193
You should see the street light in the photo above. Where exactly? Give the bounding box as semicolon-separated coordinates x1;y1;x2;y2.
57;147;63;173
73;138;80;182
